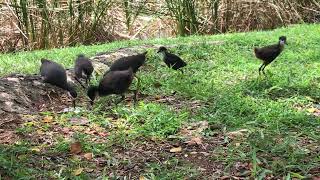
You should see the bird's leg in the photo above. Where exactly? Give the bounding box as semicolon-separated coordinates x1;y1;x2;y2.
261;63;268;76
134;75;140;101
258;64;265;75
75;76;86;89
85;78;89;86
72;99;76;109
133;90;137;105
86;75;91;86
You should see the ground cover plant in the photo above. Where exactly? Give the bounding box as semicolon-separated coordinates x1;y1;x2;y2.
0;23;319;179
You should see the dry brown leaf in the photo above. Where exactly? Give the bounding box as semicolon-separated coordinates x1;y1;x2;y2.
139;176;145;180
226;129;250;139
70;142;82;154
42;116;53;123
83;153;93;160
307;108;317;113
30;147;41;152
70;117;89;125
85;168;94;173
98;132;108;137
187;137;203;146
170;147;182;153
73;168;83;176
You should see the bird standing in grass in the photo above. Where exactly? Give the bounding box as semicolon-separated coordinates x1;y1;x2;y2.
74;54;94;88
157;46;187;72
254;36;287;75
40;58;77;107
87;68;134;105
105;51;147;75
103;51;148;100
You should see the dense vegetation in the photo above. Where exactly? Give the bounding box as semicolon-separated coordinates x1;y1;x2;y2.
0;24;319;179
0;0;319;52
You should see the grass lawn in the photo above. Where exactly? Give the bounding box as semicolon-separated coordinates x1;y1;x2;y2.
0;23;320;179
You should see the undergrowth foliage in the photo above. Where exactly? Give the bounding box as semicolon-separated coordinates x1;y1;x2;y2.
0;0;319;52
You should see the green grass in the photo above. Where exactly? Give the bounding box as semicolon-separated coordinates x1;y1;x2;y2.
1;23;320;179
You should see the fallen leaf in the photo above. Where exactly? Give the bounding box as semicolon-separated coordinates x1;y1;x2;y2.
42;116;53;123
31;147;41;152
307;108;317;113
36;129;44;134
226;129;250;139
170;147;182;153
73;168;83;176
70;142;82;154
70;117;89;125
186;137;203;145
61;127;71;134
24;121;36;127
83;153;93;160
98;132;108;137
85;168;94;173
139;176;145;180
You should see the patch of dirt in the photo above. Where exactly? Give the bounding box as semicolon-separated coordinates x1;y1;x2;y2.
89;137;225;179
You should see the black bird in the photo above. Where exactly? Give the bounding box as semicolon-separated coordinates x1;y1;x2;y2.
105;51;147;75
157;46;187;72
74;54;94;88
87;68;134;105
254;36;287;75
103;51;148;98
40;58;77;107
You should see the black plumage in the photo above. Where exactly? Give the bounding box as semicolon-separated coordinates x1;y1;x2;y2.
254;36;287;75
87;68;134;105
74;54;94;88
40;58;77;107
157;46;187;71
104;51;147;76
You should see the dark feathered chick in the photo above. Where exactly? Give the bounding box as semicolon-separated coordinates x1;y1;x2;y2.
104;51;147;76
157;46;187;72
254;36;287;75
74;54;94;88
87;68;134;105
40;58;77;107
102;51;148;101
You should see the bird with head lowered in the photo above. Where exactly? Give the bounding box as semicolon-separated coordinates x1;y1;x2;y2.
40;58;77;107
87;68;134;105
74;54;94;88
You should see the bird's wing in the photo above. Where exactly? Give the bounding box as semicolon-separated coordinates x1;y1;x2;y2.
255;44;279;59
166;53;184;64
